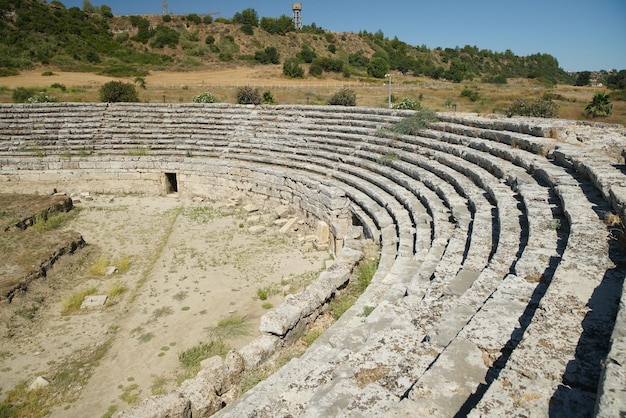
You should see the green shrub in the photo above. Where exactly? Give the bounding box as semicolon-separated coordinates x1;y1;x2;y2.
254;47;280;64
51;83;67;91
262;91;276;104
309;61;323;77
12;87;38;103
236;86;261;105
461;88;480;102
101;65;148;77
506;98;558;118
327;44;336;54
99;81;139;102
205;35;215;45
367;57;390;79
297;46;317;63
185;13;202;24
283;58;304;78
162;14;172;22
150;24;180;48
240;24;254;35
193;92;217;103
393;97;422;110
328;89;356;106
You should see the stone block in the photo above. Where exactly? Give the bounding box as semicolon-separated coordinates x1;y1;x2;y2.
248;225;266;234
80;295;107;309
279;217;298;234
316;220;330;244
275;204;292;218
242;204;259;213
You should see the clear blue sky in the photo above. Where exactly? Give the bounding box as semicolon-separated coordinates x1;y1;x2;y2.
56;0;626;72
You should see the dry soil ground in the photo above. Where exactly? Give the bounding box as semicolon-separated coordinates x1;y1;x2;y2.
0;192;330;417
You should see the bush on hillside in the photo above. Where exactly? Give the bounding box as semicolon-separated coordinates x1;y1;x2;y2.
283;58;304;78
99;81;139;102
506;98;558;118
328;89;356;106
262;91;277;104
367;57;390;79
236;86;261;105
13;87;39;103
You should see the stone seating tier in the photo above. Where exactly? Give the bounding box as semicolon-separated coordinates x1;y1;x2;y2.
0;103;624;418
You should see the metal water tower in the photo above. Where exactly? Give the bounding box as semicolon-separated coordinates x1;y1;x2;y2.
292;2;302;30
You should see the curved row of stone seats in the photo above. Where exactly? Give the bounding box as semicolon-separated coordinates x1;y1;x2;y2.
0;103;624;417
210;114;564;418
180;108;544;418
364;116;610;416
410;115;624;415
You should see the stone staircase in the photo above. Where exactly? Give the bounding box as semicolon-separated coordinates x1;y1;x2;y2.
0;103;624;417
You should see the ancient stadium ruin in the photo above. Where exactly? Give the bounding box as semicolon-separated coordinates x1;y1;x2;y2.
1;103;625;417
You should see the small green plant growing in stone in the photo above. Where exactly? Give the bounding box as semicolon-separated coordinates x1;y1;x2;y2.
261;302;273;309
391;109;438;135
378;153;400;166
361;305;375;317
545;219;561;230
257;288;268;300
329;294;356;320
150;374;168;395
302;328;324;346
127;147;148;156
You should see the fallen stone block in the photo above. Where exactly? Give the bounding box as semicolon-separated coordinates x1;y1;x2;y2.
246;215;261;224
29;376;50;391
275;204;292;218
248;225;266;234
81;294;107;309
242;204;259;213
279;217;298;234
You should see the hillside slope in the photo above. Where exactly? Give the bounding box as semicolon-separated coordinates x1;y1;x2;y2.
0;0;573;85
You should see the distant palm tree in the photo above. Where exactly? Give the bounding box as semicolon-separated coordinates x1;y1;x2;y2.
585;92;613;118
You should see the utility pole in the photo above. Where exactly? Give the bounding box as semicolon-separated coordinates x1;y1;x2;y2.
385;74;392;109
162;0;169;15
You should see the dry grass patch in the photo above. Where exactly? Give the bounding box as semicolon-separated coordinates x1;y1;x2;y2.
61;287;98;315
